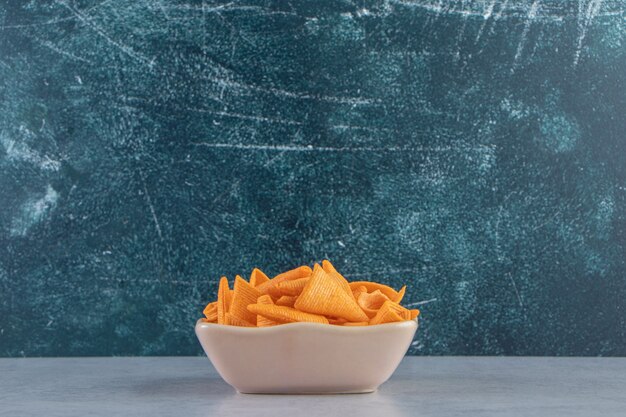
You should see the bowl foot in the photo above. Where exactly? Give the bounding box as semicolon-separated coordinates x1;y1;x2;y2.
237;388;377;395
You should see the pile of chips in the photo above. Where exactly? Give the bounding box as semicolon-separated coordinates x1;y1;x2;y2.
202;260;419;327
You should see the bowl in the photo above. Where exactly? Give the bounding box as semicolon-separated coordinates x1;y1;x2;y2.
195;318;418;394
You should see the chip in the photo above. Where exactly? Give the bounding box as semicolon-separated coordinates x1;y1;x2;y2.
321;259;338;274
273;265;313;282
352;285;368;300
249;268;270;287
275;295;297;307
203;301;218;322
256;265;312;298
256;294;279;327
349;281;405;303
277;277;309;296
395;285;407;303
294;264;369;322
369;300;405;325
229;275;262;324
322;260;354;298
217;276;231;325
225;312;255;327
357;289;390;318
247;304;329;324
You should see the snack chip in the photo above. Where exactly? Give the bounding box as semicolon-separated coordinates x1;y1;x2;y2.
217;276;231;325
275;295;297;307
249;268;270;287
255;294;279;327
229;276;261;324
203;301;218;322
294;264;368;322
202;261;420;327
247;304;329;324
276;277;310;296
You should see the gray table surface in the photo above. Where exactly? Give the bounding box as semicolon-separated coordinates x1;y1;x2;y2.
1;357;625;417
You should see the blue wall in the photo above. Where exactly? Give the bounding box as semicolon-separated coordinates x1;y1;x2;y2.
1;0;625;356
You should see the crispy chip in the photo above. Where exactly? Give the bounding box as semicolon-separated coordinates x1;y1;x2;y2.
352;285;368;300
248;304;329;324
217;276;231;325
386;301;411;320
369;300;404;325
230;275;262;324
357;290;390;318
328;271;355;300
225;312;255;327
256;265;312;298
274;265;313;282
342;321;369;326
321;259;338;274
256;294;279;327
410;309;420;320
203;301;218;322
275;295;297;307
277;277;309;296
349;281;404;303
395;285;407;303
257;294;273;304
249;268;270;287
328;317;347;325
294;264;369;322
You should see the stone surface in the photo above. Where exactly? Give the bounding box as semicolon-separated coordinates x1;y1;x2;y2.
1;357;626;417
0;1;625;356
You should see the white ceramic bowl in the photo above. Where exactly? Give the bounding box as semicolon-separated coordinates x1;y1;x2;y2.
195;318;418;394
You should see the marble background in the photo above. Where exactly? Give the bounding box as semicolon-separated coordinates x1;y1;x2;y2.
0;0;624;356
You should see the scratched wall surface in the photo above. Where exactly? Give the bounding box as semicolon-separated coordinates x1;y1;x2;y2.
1;0;625;357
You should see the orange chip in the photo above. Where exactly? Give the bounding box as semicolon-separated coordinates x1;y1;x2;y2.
229;275;262;324
257;294;273;304
321;261;353;297
342;321;369;326
274;265;313;282
328;317;347;325
352;285;368;299
247;304;329;324
203;301;218;322
275;295;297;307
321;259;338;274
395;285;407;303
225;312;255;327
410;309;420;320
249;268;270;287
357;290;390;318
256;294;279;327
328;271;355;300
387;301;411;320
294;264;369;322
256;265;312;298
369;300;404;325
277;277;309;296
217;276;231;325
349;281;404;303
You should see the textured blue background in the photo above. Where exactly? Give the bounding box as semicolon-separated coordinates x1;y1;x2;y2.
0;0;625;356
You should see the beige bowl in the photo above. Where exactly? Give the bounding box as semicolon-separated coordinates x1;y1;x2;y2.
195;318;418;394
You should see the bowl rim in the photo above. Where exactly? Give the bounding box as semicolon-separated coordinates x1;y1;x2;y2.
195;317;418;332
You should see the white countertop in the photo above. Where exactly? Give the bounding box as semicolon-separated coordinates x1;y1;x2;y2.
1;356;625;416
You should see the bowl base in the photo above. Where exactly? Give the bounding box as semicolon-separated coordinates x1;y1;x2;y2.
237;388;377;395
